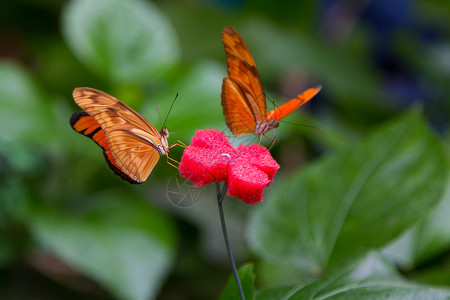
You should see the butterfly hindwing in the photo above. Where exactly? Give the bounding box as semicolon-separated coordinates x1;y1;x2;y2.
70;111;141;184
106;126;161;183
221;77;258;135
72;87;164;183
265;86;322;121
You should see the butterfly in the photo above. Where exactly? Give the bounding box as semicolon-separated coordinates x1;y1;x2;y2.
221;25;322;143
70;87;183;184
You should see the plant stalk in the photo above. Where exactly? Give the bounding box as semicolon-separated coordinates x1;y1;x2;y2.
216;182;245;300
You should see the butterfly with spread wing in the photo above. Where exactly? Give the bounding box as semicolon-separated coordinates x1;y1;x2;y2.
70;87;184;184
221;25;322;144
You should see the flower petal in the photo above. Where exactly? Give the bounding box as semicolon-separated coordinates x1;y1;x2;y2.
236;144;280;182
227;144;280;204
179;129;280;204
227;161;272;204
190;129;235;152
179;129;236;187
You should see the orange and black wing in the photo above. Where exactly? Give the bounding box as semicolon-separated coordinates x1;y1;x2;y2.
72;87;163;183
265;86;322;121
221;25;267;135
70;111;140;184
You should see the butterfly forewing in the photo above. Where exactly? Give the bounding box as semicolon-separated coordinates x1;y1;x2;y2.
72;87;164;183
265;86;322;121
222;26;267;129
73;87;160;136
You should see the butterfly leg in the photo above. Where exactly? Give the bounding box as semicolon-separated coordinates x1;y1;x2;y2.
263;131;277;150
165;140;186;169
166;154;180;169
169;140;187;149
170;132;188;147
258;134;263;145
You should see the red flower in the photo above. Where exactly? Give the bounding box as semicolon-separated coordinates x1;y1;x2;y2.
179;129;280;204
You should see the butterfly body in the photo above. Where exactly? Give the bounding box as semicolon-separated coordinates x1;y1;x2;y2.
70;87;174;184
221;25;321;141
255;119;279;136
156;127;169;155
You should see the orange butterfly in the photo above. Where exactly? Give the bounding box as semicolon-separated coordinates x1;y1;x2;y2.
221;25;321;143
70;87;183;184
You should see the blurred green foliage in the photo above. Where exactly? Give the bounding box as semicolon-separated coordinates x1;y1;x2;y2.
220;264;255;300
0;0;449;299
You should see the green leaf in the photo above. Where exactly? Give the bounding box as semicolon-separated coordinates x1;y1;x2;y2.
256;253;450;300
255;252;401;299
248;110;447;274
409;255;450;287
383;175;450;269
62;0;179;84
0;61;54;145
408;173;450;263
254;260;317;289
256;286;298;300
420;134;450;268
311;285;450;300
29;193;177;300
220;263;255;300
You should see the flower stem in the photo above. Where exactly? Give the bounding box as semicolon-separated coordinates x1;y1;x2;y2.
216;182;245;300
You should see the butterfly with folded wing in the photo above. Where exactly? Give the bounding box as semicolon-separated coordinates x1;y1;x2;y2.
221;25;322;143
70;87;183;184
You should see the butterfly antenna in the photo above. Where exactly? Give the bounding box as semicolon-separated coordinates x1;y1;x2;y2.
271;99;278;120
157;105;163;129
163;93;179;128
280;120;322;130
